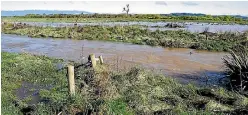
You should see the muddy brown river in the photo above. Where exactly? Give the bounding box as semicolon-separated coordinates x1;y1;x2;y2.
1;33;228;85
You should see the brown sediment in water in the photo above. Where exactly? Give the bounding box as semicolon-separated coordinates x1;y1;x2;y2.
5;42;29;48
2;34;227;85
99;47;224;71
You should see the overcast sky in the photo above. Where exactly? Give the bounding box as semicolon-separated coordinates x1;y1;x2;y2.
2;1;248;16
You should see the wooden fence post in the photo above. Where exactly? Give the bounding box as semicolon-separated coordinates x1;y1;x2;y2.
90;54;96;69
99;55;103;64
67;65;75;96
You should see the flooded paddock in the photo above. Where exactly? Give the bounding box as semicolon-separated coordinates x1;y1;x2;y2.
11;21;248;33
2;34;228;85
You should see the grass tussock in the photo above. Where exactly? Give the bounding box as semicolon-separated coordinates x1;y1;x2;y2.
223;46;248;92
2;52;248;114
2;22;248;51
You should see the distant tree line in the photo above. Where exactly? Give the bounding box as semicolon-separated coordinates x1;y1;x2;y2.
19;13;247;22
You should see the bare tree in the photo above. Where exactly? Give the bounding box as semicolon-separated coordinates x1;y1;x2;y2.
122;4;130;16
74;12;83;26
203;27;210;33
200;27;210;40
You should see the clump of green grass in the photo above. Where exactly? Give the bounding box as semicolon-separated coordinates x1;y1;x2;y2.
110;67;248;114
223;46;248;92
75;65;248;114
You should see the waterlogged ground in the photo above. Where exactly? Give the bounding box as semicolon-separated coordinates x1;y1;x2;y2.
10;21;248;32
3;52;248;115
2;34;227;85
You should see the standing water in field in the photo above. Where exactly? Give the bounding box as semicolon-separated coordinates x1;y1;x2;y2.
2;33;227;85
11;21;248;33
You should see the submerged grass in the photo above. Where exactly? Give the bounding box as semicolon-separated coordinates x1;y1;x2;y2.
2;22;248;51
2;52;248;114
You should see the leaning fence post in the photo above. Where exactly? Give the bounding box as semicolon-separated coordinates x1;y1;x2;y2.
67;65;75;96
99;55;103;64
90;54;96;69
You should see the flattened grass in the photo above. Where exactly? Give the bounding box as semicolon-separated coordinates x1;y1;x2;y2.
2;23;248;51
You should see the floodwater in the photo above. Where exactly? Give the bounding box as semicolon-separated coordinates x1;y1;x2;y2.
2;34;228;86
16;82;51;105
13;21;248;33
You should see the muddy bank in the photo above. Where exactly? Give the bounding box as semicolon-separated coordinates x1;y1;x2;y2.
1;33;227;85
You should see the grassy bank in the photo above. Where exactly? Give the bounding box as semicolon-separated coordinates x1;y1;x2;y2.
2;52;248;114
2;22;248;51
2;16;248;25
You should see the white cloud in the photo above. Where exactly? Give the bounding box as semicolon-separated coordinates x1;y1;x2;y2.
1;1;248;15
181;2;199;6
155;1;167;6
